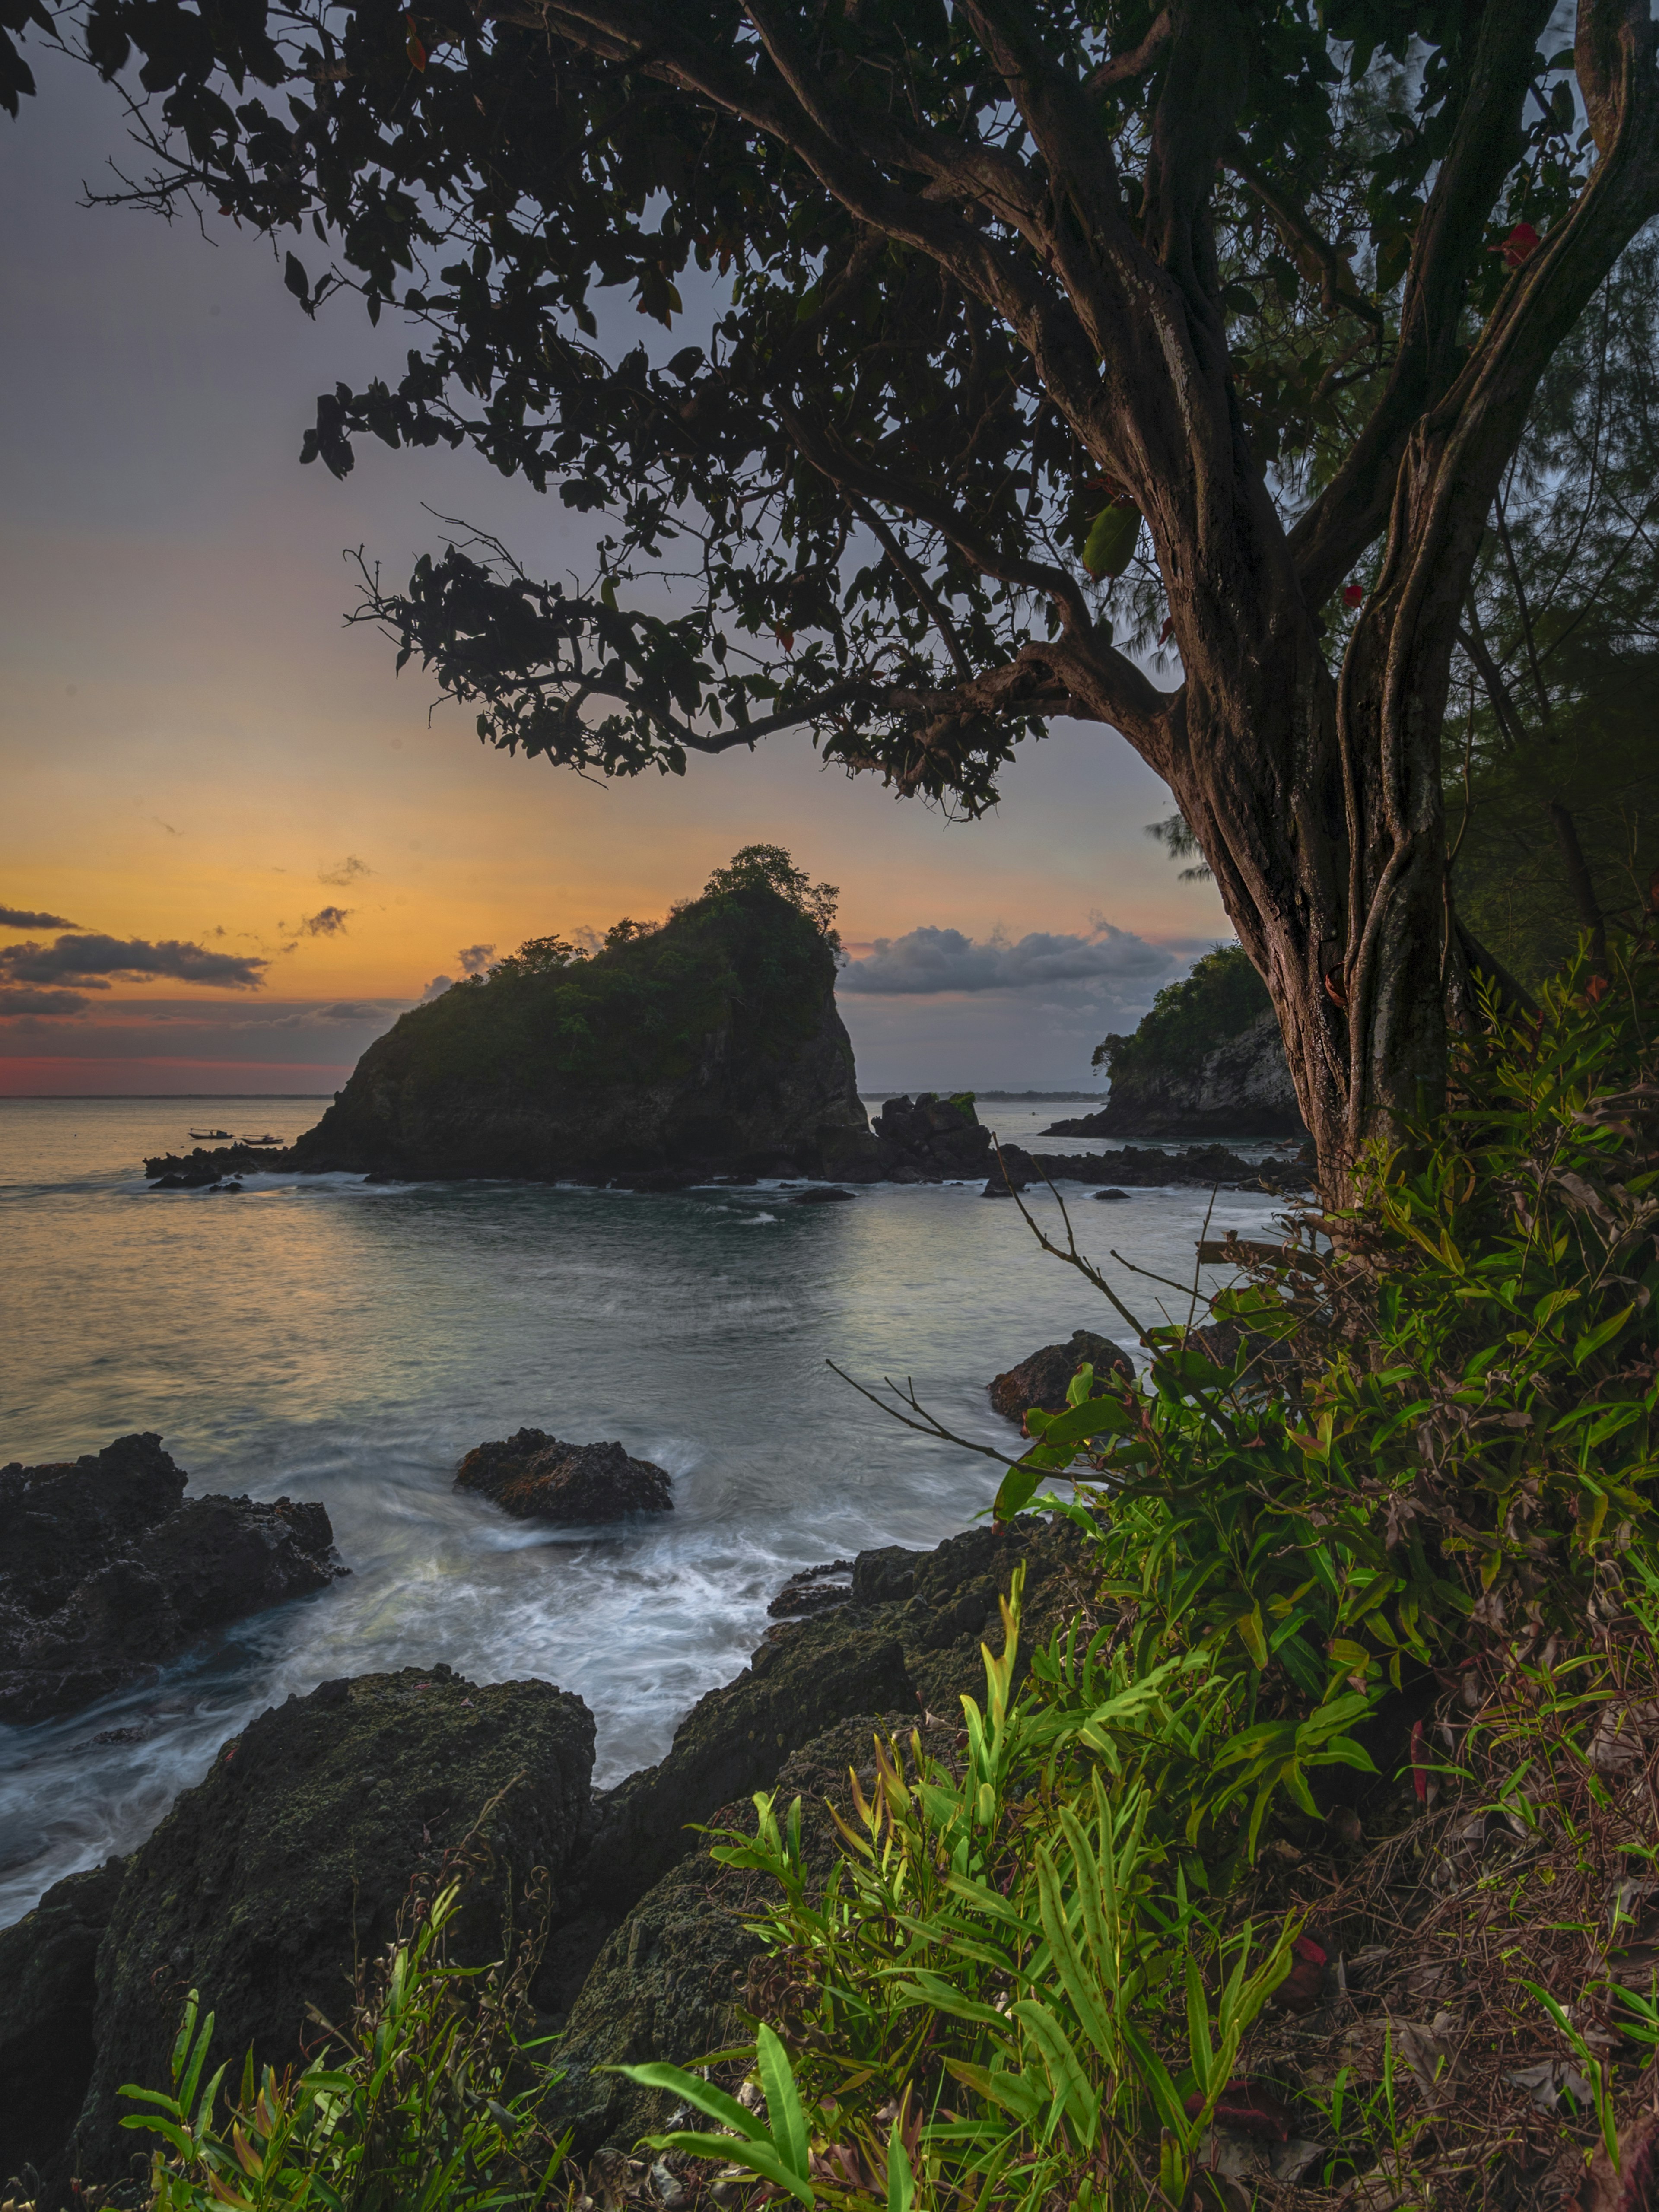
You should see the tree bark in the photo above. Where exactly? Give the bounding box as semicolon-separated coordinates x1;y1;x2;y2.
1546;797;1610;966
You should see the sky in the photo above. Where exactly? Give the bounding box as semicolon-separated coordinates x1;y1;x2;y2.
0;53;1233;1096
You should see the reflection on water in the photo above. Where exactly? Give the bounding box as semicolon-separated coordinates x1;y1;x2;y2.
0;1094;1294;1925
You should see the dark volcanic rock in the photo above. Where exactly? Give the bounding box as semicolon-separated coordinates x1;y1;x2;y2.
65;1667;596;2192
871;1093;992;1182
544;1711;957;2158
573;1609;915;1920
989;1330;1135;1428
147;884;879;1187
455;1429;673;1523
984;1141;1311;1195
766;1560;853;1617
545;1518;1099;2155
0;1855;128;2190
0;1435;346;1725
789;1185;855;1204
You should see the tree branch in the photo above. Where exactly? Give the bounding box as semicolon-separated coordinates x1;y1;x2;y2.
1226;143;1382;330
1290;1;1555;607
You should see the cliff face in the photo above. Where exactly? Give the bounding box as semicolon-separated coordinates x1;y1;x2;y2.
286;886;878;1182
1051;947;1306;1142
1092;1007;1305;1139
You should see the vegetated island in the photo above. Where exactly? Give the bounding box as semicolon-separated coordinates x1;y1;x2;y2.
1046;943;1307;1143
149;852;880;1190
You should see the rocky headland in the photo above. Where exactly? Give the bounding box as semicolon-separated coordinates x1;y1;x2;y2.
1056;944;1307;1142
0;1501;1092;2199
0;1435;346;1726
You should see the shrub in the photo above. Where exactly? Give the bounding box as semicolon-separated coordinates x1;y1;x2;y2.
121;1879;567;2212
1091;944;1269;1081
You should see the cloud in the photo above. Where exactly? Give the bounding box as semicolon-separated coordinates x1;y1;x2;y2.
0;987;90;1018
457;943;495;977
0;905;80;930
0;933;268;990
839;922;1174;995
420;975;454;1001
318;855;372;887
299;906;352;937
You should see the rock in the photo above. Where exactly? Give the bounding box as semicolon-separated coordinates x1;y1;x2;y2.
766;1561;853;1618
571;1610;915;1921
146;884;880;1186
64;1667;596;2191
1094;1186;1131;1201
985;1141;1310;1195
989;1331;1135;1428
543;1711;956;2158
0;1856;128;2190
1058;947;1306;1141
870;1094;992;1182
455;1429;673;1523
789;1186;854;1204
0;1436;347;1726
855;1515;1095;1717
543;1516;1101;2157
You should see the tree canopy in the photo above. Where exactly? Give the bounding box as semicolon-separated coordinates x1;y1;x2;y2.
10;0;1659;1179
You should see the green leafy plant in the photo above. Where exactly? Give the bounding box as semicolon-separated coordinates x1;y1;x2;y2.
121;1881;567;2212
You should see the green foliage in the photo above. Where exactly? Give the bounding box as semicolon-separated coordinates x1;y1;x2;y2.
620;1574;1328;2212
702;846;841;947
1450;235;1659;984
1091;944;1269;1081
121;1880;567;2212
11;5;1611;799
381;856;834;1093
1028;935;1659;1705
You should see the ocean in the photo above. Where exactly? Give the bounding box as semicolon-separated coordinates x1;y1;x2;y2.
0;1094;1295;1928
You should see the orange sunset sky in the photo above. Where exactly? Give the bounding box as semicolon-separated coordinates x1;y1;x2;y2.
1;56;1231;1096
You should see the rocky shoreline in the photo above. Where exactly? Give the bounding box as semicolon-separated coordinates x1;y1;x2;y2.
143;1093;1315;1199
0;1513;1093;2200
0;1331;1122;2203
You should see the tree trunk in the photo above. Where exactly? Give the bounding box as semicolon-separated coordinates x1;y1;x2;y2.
1545;796;1609;967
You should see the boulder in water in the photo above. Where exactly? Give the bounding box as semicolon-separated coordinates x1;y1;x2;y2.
0;1435;346;1725
454;1428;674;1522
988;1330;1135;1430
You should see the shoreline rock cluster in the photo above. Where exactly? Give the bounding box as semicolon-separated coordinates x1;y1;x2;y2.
143;1091;1314;1200
1;1516;1093;2199
0;1337;1118;2199
0;1436;346;1727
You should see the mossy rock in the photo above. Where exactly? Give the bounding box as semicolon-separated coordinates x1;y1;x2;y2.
65;1667;595;2192
0;1855;128;2190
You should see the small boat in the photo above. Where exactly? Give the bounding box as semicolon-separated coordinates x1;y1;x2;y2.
190;1128;232;1140
239;1134;282;1146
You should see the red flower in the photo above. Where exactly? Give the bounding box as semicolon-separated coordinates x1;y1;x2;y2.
1489;221;1540;270
1342;582;1364;608
774;629;795;655
1159;615;1175;645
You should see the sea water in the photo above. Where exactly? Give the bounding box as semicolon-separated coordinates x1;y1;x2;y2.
0;1095;1297;1927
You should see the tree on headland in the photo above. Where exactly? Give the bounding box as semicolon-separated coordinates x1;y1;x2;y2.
9;3;1659;1187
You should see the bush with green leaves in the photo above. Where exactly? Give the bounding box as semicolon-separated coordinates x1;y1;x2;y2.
122;1880;567;2212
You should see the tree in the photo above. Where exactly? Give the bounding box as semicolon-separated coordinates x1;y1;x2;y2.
1449;231;1659;982
10;0;1659;1187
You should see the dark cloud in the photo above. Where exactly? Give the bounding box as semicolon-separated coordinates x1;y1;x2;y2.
457;943;495;976
420;975;455;1001
839;922;1175;995
0;987;90;1018
0;905;80;930
0;933;268;990
318;855;372;887
299;906;352;937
